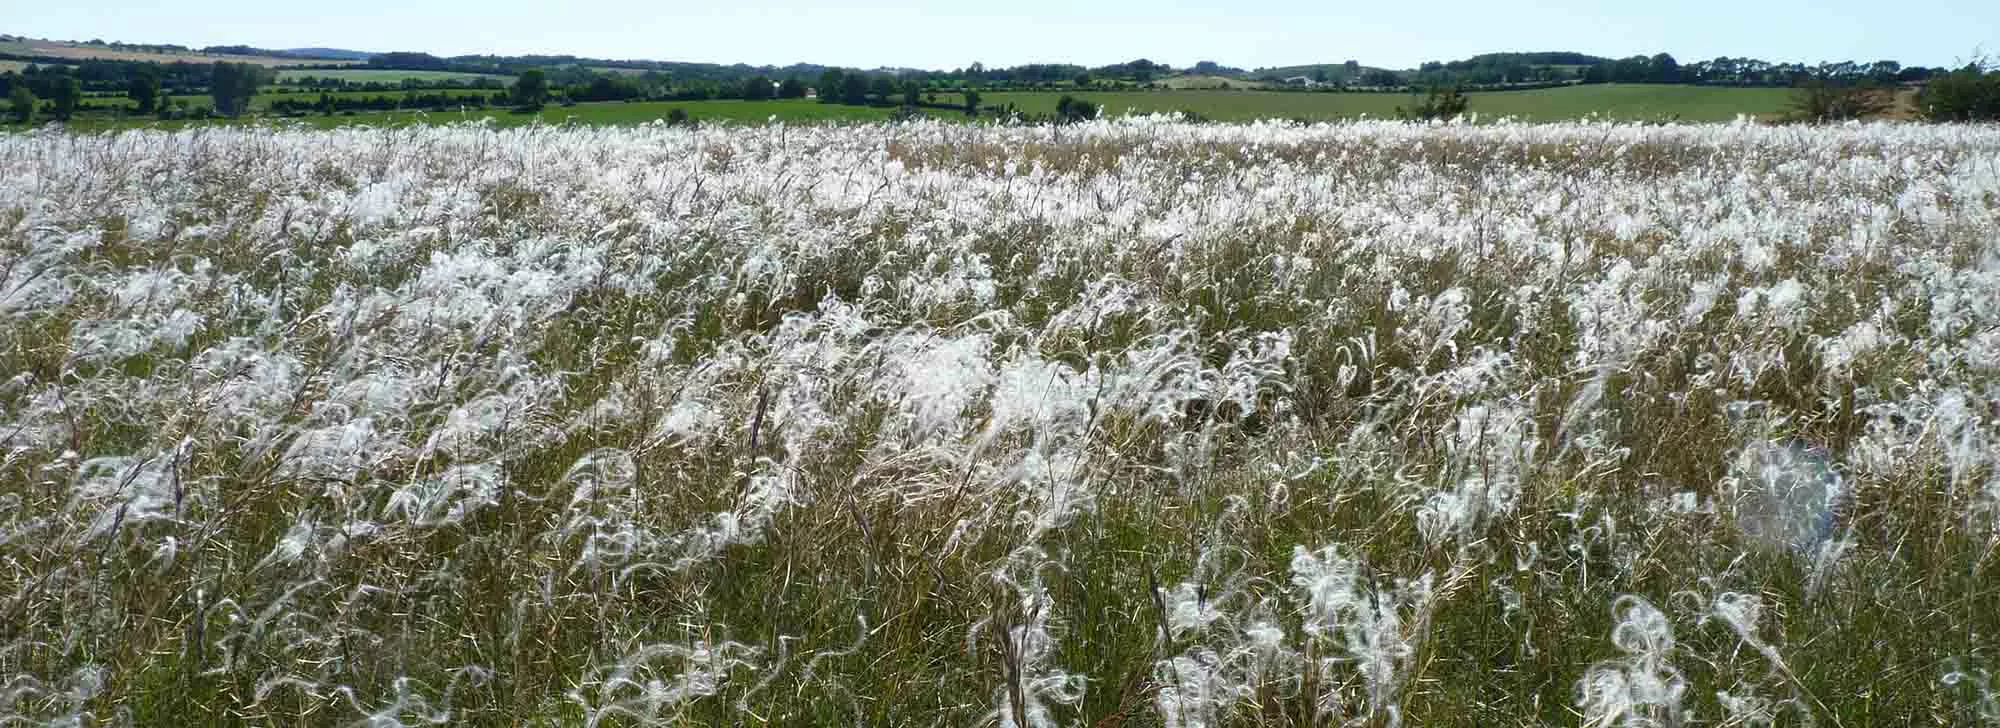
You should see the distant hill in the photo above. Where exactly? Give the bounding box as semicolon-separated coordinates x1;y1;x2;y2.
284;47;373;61
0;37;363;67
1449;51;1611;67
1252;63;1403;85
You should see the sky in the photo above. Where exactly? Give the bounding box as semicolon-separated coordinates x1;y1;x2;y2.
9;0;1998;71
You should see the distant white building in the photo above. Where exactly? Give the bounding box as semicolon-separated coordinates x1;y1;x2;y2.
1282;76;1320;87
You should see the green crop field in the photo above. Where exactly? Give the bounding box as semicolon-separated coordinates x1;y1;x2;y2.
64;99;955;131
273;68;515;84
976;84;1794;122
161;88;502;111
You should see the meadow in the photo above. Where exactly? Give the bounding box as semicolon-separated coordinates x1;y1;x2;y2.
160;88;504;111
3;118;1999;727
75;98;954;130
980;85;1796;121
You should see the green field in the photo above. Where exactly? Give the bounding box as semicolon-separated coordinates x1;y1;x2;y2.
161;88;503;111
66;99;954;130
273;68;515;84
978;84;1794;122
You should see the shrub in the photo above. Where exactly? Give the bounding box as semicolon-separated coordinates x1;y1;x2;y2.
1397;85;1469;121
1787;78;1892;122
1922;62;2000;121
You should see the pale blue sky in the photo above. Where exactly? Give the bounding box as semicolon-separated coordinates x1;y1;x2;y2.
9;0;1996;71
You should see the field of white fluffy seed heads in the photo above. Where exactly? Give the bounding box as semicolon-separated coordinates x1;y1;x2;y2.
3;117;2000;727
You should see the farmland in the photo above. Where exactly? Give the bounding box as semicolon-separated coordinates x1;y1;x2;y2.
74;98;950;129
978;84;1796;121
4;119;2000;727
163;88;504;110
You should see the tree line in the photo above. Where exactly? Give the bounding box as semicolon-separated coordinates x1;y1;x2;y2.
1408;52;1945;88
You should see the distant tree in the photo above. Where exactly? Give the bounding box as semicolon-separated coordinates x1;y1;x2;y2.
128;71;161;114
368;52;447;69
841;74;869;105
1651;53;1681;82
209;62;266;116
743;75;774;100
869;77;897;103
1361;69;1403;87
666;107;691;126
778;78;806;99
1921;62;2000;121
1397;85;1469;121
8;86;33;123
48;76;81;121
512;69;549;109
1074;72;1093;88
817;69;845;103
902;81;921;107
1866;60;1903;84
1788;77;1891;122
963;89;981;116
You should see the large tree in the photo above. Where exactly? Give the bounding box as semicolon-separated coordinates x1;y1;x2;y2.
743;76;774;100
48;76;81;121
841;74;868;105
8;85;33;123
512;69;549;109
817;69;845;104
209;62;265;117
128;71;161;114
778;78;806;99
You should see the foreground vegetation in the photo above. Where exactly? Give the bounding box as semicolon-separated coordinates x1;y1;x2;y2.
4;119;2000;727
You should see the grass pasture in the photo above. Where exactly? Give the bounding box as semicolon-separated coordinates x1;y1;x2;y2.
66;98;953;130
1157;74;1270;90
2;119;1999;727
156;88;502;113
979;84;1794;121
